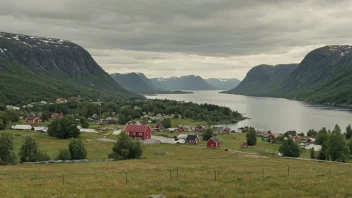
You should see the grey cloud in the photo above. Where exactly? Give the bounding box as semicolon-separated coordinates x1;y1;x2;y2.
0;0;351;79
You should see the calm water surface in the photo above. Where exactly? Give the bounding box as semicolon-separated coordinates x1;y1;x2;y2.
146;90;352;133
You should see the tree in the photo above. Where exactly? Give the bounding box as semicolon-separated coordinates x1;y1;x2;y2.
118;114;127;125
162;118;171;128
325;132;350;162
173;113;179;119
202;128;213;141
345;124;352;139
279;139;300;157
246;128;257;146
80;116;89;128
0;119;4;130
0;132;17;165
332;124;341;134
19;136;39;162
41;111;51;122
48;115;80;139
68;139;87;160
315;132;329;145
310;148;315;159
56;148;71;161
109;132;142;160
307;129;317;137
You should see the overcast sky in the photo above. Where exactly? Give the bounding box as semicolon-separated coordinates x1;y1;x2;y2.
1;0;352;80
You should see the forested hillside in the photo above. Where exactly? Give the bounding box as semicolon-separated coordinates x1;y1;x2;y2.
0;32;140;105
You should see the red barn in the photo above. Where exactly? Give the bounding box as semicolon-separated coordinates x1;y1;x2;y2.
206;137;222;148
26;116;41;123
124;124;151;140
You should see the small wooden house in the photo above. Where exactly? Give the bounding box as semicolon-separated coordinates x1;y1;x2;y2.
25;116;41;123
206;137;222;148
124;124;151;140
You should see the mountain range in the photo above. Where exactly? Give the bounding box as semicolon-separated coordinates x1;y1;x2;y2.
110;73;163;94
150;75;214;91
205;78;241;90
227;45;352;105
0;32;140;105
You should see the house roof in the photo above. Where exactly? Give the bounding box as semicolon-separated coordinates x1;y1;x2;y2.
124;124;150;133
11;125;32;130
185;135;199;142
207;137;221;143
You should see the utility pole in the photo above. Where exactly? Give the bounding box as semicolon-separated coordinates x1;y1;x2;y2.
100;103;102;121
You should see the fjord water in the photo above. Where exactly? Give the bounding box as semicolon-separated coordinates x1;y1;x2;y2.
146;90;352;133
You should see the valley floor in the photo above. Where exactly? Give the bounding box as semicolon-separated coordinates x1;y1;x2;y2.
1;131;352;197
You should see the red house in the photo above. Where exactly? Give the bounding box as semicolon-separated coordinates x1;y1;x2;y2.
206;137;222;148
195;125;205;132
222;127;230;133
176;126;185;132
51;113;64;118
26;116;41;123
124;124;151;140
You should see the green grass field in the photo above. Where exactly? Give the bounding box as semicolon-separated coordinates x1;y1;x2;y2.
2;130;351;197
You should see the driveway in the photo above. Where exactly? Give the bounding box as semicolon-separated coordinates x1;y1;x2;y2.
142;135;175;144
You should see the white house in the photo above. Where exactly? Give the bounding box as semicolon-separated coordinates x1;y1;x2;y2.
11;125;32;130
33;126;48;132
6;105;20;111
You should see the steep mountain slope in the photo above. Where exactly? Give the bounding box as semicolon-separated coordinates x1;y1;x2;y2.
206;78;241;90
150;75;215;91
227;64;298;95
136;73;165;91
273;45;352;104
110;73;163;94
0;32;140;105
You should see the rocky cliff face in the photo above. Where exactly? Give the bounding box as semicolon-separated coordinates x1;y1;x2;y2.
0;32;139;104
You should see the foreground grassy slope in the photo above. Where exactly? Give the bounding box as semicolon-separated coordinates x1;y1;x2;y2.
1;132;352;197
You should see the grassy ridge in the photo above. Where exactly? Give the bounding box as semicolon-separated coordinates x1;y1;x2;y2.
1;143;352;197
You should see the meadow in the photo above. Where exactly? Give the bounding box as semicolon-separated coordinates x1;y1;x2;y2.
1;129;351;197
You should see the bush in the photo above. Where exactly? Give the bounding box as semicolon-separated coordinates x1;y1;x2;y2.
48;115;80;139
202;128;213;141
69;139;87;160
80;116;89;128
279;138;300;157
56;149;71;161
173;113;179;119
36;152;51;161
109;132;142;160
246;129;257;146
0;132;17;165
